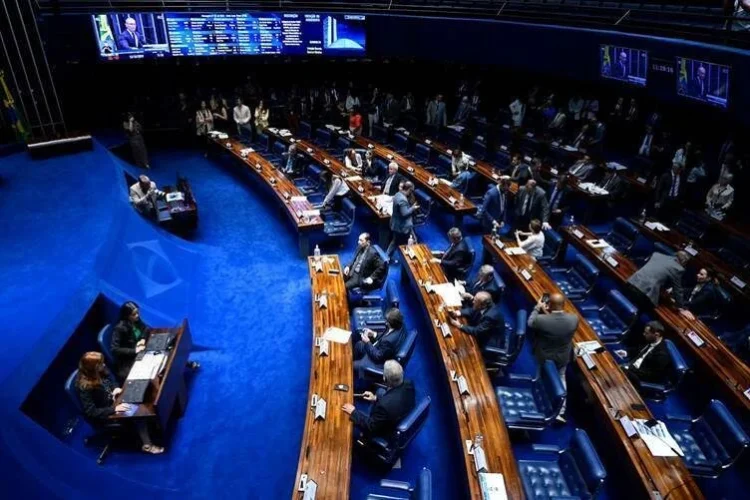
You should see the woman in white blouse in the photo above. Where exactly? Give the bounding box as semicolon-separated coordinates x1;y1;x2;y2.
344;149;363;171
515;219;545;260
254;100;269;133
321;172;350;211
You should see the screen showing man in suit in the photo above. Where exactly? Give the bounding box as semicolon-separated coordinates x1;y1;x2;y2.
92;13;170;60
676;57;730;108
600;45;647;86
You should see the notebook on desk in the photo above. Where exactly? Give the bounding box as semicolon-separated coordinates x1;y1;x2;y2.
121;379;151;404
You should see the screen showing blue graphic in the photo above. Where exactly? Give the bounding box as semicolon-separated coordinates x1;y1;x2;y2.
165;12;366;57
92;13;171;60
676;57;730;109
600;45;648;87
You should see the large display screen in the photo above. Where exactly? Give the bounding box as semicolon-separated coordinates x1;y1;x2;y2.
676;57;730;109
93;12;366;60
600;45;648;87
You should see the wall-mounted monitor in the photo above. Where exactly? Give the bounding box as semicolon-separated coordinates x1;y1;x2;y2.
92;13;171;60
676;57;730;109
600;45;648;87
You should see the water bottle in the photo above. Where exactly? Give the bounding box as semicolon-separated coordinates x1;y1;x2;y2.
407;233;415;246
640;208;647;223
569;215;575;227
313;245;321;259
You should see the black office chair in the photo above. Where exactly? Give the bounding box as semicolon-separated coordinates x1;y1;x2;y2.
366;468;432;500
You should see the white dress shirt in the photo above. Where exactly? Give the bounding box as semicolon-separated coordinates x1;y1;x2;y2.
322;177;350;206
520;232;545;260
632;338;663;369
233;105;251;125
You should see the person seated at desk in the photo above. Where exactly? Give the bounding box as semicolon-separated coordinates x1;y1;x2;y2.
344;148;363;172
342;360;415;439
567;154;596;181
129;175;158;216
344;232;386;291
615;321;669;388
449;291;505;348
283;143;300;174
509;154;533;185
451;163;473;194
382;162;403;196
515;219;545;260
479;176;511;233
431;227;473;282
460;264;501;304
686;268;718;317
596;169;624;198
362;150;376;179
75;352;164;454
705;174;734;221
627;251;694;319
353;309;407;375
450;148;470;178
320;172;350;211
111;301;152;381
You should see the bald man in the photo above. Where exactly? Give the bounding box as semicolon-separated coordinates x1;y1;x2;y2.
129;175;157;215
449;291;505;348
117;17;146;50
528;293;577;422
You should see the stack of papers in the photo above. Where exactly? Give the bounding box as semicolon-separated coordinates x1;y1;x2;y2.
563;145;578;152
290;196;307;202
633;419;683;457
606;162;628;171
127;352;166;381
267;127;279;134
372;194;393;216
645;221;670;232
322;327;352;344
345;175;362;182
324;124;341;131
576;340;602;354
431;283;463;308
240;148;255;155
504;247;526;256
586;239;610;249
447;124;465;132
279;129;292;137
578;183;609;196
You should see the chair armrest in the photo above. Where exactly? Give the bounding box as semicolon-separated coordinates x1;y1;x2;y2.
379;479;413;492
665;414;694;423
364;319;388;327
531;444;562;454
483;345;507;357
368;437;391;452
361;295;383;305
519;411;546;421
639;382;667;392
579;305;601;312
548;267;569;274
508;373;534;382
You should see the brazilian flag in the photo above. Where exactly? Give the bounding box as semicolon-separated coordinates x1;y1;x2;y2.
678;58;688;94
601;45;612;76
0;70;29;141
97;15;115;54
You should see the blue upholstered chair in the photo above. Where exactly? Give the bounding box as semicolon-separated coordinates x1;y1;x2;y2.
471;136;488;160
360;329;419;384
366;468;432;500
666;400;749;478
548;254;600;302
347;245;390;304
454;247;476;282
269;140;287;165
714;235;750;272
698;284;732;323
518;429;607;500
324;198;356;238
604;217;640;255
435;155;452;178
675;211;709;241
313;128;333;149
392;133;410;156
253;132;270;152
537;229;563;267
65;370;118;464
414;143;431;165
372;124;389;142
352;280;400;333
638;340;688;400
97;324;115;370
579;289;638;343
495;360;566;431
333;136;351;155
653;241;675;256
294;163;325;199
413;190;433;228
298;121;312;139
355;396;431;467
484;310;527;373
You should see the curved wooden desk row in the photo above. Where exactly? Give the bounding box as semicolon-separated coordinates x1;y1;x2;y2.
633;217;750;306
265;128;392;248
399;244;524;500
481;237;703;500
295;255;353;500
559;225;750;414
210;136;324;256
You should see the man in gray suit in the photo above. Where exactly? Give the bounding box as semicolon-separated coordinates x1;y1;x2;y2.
528;293;577;423
515;179;550;230
567;154;596;181
627;251;694;319
386;181;419;260
425;94;447;129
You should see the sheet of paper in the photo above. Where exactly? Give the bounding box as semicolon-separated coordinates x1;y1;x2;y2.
479;473;508;500
633;420;683;457
431;283;463;308
504;247;526;255
576;340;602;354
345;175;362;182
586;239;609;249
439;178;452;185
607;161;627;171
453;280;466;295
323;327;352;344
291;196;307;202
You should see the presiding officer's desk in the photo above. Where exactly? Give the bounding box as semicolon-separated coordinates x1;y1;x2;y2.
294;255;353;499
399;243;525;500
559;225;750;413
211;136;324;257
633;216;750;306
481;237;704;500
111;320;193;432
265;128;392;247
347;135;477;226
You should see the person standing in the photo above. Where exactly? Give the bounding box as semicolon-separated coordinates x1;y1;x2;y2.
387;181;419;259
123;112;150;169
627;251;693;319
195;100;214;136
426;94;447;129
527;293;577;423
254;100;269;133
233;97;252;138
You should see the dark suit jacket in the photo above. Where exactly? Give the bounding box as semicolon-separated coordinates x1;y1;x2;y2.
480;186;508;231
614;62;629;79
350;380;416;438
76;370;117;422
568;161;595;181
111;319;151;380
687;282;718;317
511;163;533;185
363;326;406;363
383;173;403;196
515;186;550;223
459;305;505;347
347;245;386;290
117;30;146;50
441;239;472;281
627;252;685;307
528;309;578;369
597;172;625;199
627;340;670;384
655;171;685;204
466;275;502;304
689;77;708;99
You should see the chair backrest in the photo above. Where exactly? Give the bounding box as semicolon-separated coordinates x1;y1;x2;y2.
573;254;600;287
653;241;675;256
566;428;607;497
664;340;689;389
307;163;323;179
471;137;487;159
394;134;408;151
535;360;566;418
65;369;83;414
97;324;114;369
256;132;269;149
675;212;707;241
385;280;400;309
336;137;350;151
343;198;357;223
272;141;286;157
436;155;452;175
394;396;431;449
370;245;390;290
503;309;527;363
299;121;312;138
415;144;431;163
315;129;332;147
395;329;418;366
543;229;563;260
613;217;639;244
458;247;476;278
700;399;750;467
605;289;638;327
416;468;432;500
492;269;506;302
414;190;432;224
374;158;390;177
372;124;388;141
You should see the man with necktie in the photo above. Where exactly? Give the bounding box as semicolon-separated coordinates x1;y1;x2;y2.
479;177;510;232
117;17;146;51
615;321;670;389
344;233;387;292
431;227;473;281
460;265;502;304
382;162;403;196
515;179;550;230
655;163;684;222
568;155;596;181
689;66;708;99
638;125;655;158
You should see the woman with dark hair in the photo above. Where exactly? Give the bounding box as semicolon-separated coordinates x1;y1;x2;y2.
111;301;151;381
76;351;164;454
123;112;150;169
320;171;350;211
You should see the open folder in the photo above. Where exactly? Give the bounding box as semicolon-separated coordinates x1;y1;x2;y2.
323;327;352;344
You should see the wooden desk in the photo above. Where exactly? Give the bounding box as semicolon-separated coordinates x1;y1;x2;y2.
111;320;192;432
633;217;750;306
211;136;324;257
266;129;392;248
294;255;353;499
348;135;477;226
560;225;750;413
481;237;703;500
399;244;524;500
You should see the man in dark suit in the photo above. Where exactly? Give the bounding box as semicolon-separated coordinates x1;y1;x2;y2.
654;163;685;223
382;161;403;196
353;308;406;375
449;291;505;348
509;154;534;185
344;232;386;291
688;66;708;99
431;227;473;281
515;179;550;230
615;321;670;387
547;176;569;227
342;360;415;439
686;268;719;317
117;17;146;51
527;293;577;423
460;265;502;304
386;181;419;259
614;51;629;79
627;251;694;319
479;177;510;232
567;154;596;181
